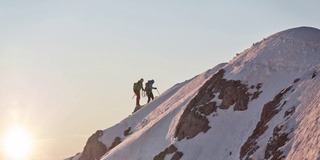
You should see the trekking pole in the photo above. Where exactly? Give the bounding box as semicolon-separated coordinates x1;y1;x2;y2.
132;93;135;99
156;89;160;96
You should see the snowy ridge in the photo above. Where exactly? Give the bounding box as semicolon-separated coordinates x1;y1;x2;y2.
99;63;227;159
227;27;320;82
68;27;320;160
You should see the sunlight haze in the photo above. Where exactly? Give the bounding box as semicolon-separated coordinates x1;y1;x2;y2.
0;0;319;159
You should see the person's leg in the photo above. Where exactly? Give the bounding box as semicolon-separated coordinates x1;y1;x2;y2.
135;91;140;106
147;91;151;103
150;92;154;100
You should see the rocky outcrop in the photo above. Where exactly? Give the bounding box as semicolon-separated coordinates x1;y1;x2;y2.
154;145;183;160
218;80;250;111
124;127;132;136
174;105;212;141
78;127;132;160
175;69;262;141
265;125;290;160
264;105;296;160
108;136;122;151
240;86;293;159
79;130;108;160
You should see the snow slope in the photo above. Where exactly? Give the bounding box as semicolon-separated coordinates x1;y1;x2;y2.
68;26;320;160
99;63;227;160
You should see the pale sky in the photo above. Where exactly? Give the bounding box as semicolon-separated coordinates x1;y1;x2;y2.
0;0;319;159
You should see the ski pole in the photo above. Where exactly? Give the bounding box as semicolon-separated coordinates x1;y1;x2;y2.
156;89;160;95
132;93;135;99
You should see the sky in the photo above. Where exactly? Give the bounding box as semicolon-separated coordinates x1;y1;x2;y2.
0;0;319;159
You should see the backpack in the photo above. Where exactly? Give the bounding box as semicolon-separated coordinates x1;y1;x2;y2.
145;82;149;91
133;82;139;92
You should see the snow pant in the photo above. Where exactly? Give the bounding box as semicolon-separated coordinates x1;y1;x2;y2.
134;91;141;106
147;90;154;103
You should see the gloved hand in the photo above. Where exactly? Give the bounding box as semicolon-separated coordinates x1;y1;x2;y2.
154;87;157;89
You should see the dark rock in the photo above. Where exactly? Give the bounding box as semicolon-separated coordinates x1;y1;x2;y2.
240;86;292;159
284;106;296;118
79;130;108;160
198;102;218;116
265;125;289;160
256;83;263;90
174;107;211;141
124;127;132;136
171;151;184;160
251;91;262;101
293;78;300;83
154;145;183;160
108;136;122;151
312;72;316;79
175;69;258;141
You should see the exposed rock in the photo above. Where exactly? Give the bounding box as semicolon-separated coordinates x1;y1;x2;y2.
265;125;289;160
108;136;122;151
256;83;263;90
175;107;211;141
265;104;296;160
251;91;262;100
154;145;183;160
174;70;224;141
284;106;296;118
240;86;292;159
312;71;317;79
78;129;128;160
79;130;108;160
175;69;260;141
124;127;132;136
198;102;218;116
171;151;184;160
293;78;300;83
218;80;250;111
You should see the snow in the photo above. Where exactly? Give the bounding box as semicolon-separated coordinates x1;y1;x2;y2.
70;26;320;160
226;27;320;78
285;66;320;160
99;63;226;160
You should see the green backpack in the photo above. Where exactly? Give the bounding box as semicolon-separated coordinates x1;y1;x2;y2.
133;82;139;92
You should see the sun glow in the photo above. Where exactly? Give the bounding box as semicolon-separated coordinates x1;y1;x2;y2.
2;126;34;160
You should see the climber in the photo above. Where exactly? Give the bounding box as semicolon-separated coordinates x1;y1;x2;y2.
133;78;144;107
145;79;157;103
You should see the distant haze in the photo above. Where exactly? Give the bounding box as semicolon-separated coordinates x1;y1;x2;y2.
0;1;320;159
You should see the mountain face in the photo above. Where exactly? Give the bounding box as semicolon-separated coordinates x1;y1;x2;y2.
66;27;320;160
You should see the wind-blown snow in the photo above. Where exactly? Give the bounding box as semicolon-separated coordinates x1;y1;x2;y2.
69;27;320;160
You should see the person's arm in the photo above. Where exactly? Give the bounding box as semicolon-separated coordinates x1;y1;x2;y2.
150;83;157;90
140;82;145;91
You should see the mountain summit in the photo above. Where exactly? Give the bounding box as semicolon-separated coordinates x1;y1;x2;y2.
66;27;320;160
